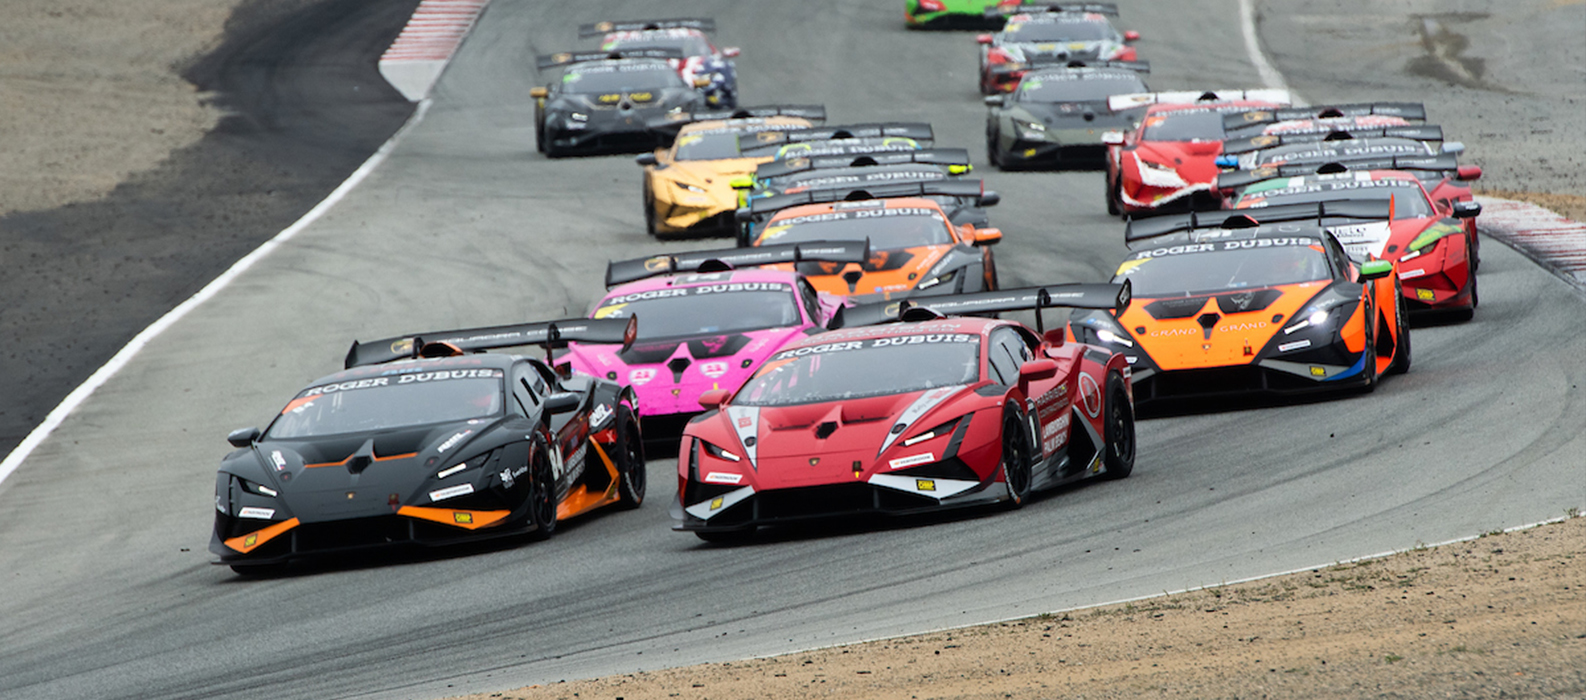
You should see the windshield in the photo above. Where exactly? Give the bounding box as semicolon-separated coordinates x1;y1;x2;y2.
602;34;711;57
594;283;802;339
1018;74;1146;103
266;369;504;439
1236;181;1434;219
1004;19;1113;42
674;131;743;160
1114;244;1332;297
734;334;980;406
562;64;682;93
760;207;954;249
1141;111;1226;141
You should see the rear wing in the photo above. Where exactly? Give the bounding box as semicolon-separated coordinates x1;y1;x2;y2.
1224;102;1426;130
1221;125;1445;155
1025;58;1149;72
1214;154;1461;193
345;318;638;369
985;2;1119;18
643;105;826;137
737;122;933;152
831;282;1132;334
753;148;973;181
747;179;985;218
578;18;716;37
535;48;683;70
744;140;924;161
1106;89;1291;112
604;240;871;287
1124;200;1395;244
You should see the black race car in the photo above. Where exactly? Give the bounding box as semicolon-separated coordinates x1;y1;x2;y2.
532;49;705;156
742;148;988;226
985;62;1148;169
211;318;644;574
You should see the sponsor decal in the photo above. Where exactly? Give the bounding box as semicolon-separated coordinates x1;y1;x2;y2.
710;496;726;510
1219;321;1269;332
916;479;936;492
869;333;976;347
1150;327;1199;337
1416;288;1436;301
699;361;729;378
271;450;287;471
1042;412;1071;438
438;430;472;454
704;472;743;484
888;453;935;470
454;512;474;524
244;534;258;548
1399;268;1427;280
604;288;689;304
430;483;475;502
1278;339;1312;352
1309;366;1327;377
237;507;275;520
590;403;613;428
1079;373;1102;419
390;338;414;356
499;464;526;489
629;368;657;385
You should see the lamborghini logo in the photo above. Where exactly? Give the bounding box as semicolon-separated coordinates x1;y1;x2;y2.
594;21;613;32
809;458;820;466
390;338;414;355
1244;110;1271;123
643;256;670;271
551;52;571;64
1250;135;1278;147
884;302;902;318
757;131;782;143
786;157;810;169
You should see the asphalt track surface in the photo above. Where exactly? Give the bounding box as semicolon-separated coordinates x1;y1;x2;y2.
1;2;1583;699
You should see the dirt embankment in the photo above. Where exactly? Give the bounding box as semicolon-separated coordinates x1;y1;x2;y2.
458;516;1585;700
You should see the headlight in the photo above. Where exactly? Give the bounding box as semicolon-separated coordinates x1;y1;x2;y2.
238;477;277;498
1139;158;1175;173
1401;229;1446;261
1096;329;1134;348
1014;119;1047;139
568;112;588;122
916;269;957;290
902;417;961;447
702;440;742;463
437;451;493;479
675;182;707;194
1285;300;1355;334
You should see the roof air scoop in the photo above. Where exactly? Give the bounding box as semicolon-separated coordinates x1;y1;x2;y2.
1196;91;1220;101
844;190;876;201
1316;162;1349;174
1322;130;1354;141
1221;214;1261;229
696;259;735;273
831;129;856;139
419;341;465;358
1317;107;1345;118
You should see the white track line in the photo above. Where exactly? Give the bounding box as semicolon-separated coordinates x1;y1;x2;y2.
1238;0;1296;99
0;99;433;489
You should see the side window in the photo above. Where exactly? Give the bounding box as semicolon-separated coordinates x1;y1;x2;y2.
797;279;822;324
987;328;1024;386
1323;233;1351;278
511;366;537;415
530;361;559;393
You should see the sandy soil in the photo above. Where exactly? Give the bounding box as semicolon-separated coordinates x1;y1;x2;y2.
458;516;1585;700
2;1;1582;698
0;1;228;216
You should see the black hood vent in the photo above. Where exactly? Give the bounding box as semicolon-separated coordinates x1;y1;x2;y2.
1215;289;1283;315
1144;296;1211;320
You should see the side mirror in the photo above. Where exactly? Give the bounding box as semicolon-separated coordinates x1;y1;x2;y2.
1100;130;1125;146
227;427;261;448
1451;200;1483;219
976;33;994;45
975;227;1003;245
721;47;741;58
1042;329;1066;349
1456;165;1483;181
983;95;1006;107
1018;358;1059;383
1124;30;1141;42
544;392;582;415
529;86;549;99
977;191;1002;208
697;389;730;409
635;152;658;166
1356;259;1394;283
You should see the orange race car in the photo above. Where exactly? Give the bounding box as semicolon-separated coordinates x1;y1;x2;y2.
635;106;826;237
1068;201;1408;405
742;180;1004;303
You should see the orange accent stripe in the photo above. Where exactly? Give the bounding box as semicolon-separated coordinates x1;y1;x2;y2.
304;452;418;469
556;441;623;520
224;518;301;554
397;506;511;530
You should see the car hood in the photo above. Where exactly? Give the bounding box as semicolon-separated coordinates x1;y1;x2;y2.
564;327;814;416
1118;283;1326;371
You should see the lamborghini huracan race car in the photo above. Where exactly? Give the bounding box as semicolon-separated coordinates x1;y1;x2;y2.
743;181;1004;302
1219;127;1463;173
1099;90;1293;216
532;49;702;156
736;122;936;161
635;105;826;237
1220;102;1427;139
984;61;1148;169
977;4;1140;94
580;18;740;108
673;282;1136;540
211;318;644;574
904;0;1025;29
1217;160;1483;317
738;148;988;228
559;241;863;433
1070;202;1409;405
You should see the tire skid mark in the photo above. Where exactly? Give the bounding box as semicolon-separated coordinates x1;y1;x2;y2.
379;0;492;101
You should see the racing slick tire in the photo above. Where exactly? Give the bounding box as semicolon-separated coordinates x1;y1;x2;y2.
1100;373;1136;480
987;132;1002;168
1387;280;1412;376
526;433;558;541
1451;274;1478;323
614;406;646;509
999;405;1034;508
1105;177;1122;216
642;184;658;237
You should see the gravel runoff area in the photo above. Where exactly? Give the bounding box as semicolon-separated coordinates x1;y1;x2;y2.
1;1;1581;698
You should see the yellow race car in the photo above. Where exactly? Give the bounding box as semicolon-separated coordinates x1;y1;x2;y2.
635;106;826;238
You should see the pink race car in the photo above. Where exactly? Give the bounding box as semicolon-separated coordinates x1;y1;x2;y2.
560;241;867;434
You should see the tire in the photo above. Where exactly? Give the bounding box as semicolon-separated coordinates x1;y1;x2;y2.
614;406;645;509
534;104;546;154
1100;373;1135;480
696;527;755;544
1358;296;1378;393
526;434;558;541
1105;176;1121;216
1000;406;1034;508
642;183;658;237
987;132;1002;168
1387;280;1412;375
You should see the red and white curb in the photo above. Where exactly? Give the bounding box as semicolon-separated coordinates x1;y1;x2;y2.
1477;196;1586;288
379;0;491;102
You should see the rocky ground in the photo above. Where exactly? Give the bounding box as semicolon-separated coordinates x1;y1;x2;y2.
2;1;1581;698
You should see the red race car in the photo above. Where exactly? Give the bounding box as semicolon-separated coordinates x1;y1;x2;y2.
1100;90;1291;216
671;282;1136;541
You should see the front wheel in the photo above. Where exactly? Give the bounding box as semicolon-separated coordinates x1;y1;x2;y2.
614;406;645;509
696;527;755;544
1000;407;1034;508
526;435;558;541
1105;177;1122;216
1100;373;1135;480
1387;280;1412;375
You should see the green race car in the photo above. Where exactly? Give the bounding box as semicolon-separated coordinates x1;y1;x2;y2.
905;0;1021;29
